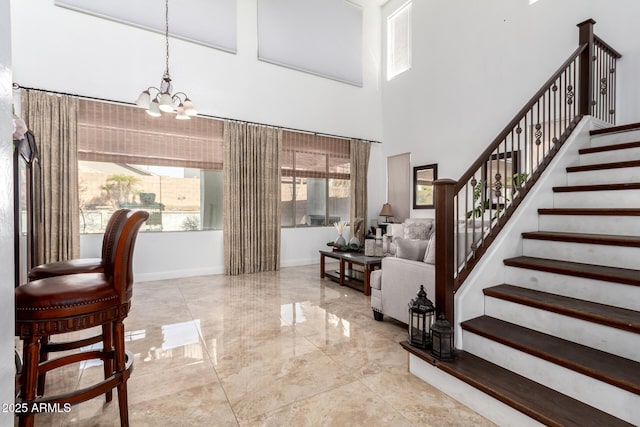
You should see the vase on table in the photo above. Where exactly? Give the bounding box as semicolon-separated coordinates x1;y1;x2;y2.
333;220;347;248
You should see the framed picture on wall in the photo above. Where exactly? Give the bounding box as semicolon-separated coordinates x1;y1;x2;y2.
413;164;437;209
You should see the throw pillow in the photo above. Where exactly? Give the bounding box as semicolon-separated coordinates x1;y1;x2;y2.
402;218;433;240
396;237;430;261
424;233;436;264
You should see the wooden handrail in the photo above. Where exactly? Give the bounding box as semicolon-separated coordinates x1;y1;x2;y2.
594;35;622;59
434;19;621;326
455;43;587;194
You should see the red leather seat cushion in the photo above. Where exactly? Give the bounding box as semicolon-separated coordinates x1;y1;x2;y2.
28;258;103;281
15;273;118;321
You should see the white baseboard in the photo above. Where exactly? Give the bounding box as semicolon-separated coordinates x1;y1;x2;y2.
280;258;321;268
134;260;323;282
134;267;225;282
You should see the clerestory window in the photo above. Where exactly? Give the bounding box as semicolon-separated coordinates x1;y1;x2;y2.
387;1;412;80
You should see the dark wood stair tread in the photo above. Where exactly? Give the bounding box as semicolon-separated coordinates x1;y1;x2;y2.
580;141;640;154
521;231;640;247
503;256;640;287
538;208;640;216
590;123;640;136
553;182;640;192
484;284;640;333
567;160;640;173
461;316;640;395
427;349;633;427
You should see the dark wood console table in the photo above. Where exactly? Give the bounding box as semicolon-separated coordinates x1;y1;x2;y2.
319;250;382;296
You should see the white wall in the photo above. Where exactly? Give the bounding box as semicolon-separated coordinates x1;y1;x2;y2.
80;226;349;281
11;0;382;140
380;0;640;214
0;0;14;423
12;0;385;279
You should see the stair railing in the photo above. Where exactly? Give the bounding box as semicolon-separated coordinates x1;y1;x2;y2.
434;19;621;323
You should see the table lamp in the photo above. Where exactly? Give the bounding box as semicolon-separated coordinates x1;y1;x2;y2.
379;203;393;223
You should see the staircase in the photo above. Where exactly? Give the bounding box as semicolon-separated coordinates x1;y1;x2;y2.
458;125;640;426
452;124;640;425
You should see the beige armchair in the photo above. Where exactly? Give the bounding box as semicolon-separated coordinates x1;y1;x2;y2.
370;257;435;324
370;218;436;324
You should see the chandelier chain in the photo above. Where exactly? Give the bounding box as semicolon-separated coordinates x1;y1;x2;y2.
164;0;170;77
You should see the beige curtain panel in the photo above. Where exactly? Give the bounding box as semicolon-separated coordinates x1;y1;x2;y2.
223;121;282;275
350;139;370;243
21;90;80;264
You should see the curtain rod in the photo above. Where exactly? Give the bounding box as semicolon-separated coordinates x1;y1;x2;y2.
12;83;382;144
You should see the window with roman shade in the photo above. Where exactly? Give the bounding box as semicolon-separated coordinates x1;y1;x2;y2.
77;99;224;233
281;131;350;227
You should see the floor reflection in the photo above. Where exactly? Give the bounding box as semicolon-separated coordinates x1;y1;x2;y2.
21;264;494;426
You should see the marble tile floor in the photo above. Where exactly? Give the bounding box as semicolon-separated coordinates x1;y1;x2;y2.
19;263;495;426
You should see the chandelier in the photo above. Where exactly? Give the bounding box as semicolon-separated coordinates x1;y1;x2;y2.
135;0;197;120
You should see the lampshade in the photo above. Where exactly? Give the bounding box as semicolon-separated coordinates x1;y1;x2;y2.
158;93;175;112
176;104;190;120
135;90;151;109
183;99;197;116
379;203;393;217
146;99;162;117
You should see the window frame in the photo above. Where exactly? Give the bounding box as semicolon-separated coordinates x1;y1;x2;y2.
76;99;224;234
386;0;412;80
281;134;351;228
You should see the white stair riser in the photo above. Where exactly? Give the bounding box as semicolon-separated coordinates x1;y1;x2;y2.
463;332;640;425
504;266;640;311
567;167;640;185
590;130;640;147
538;214;640;236
579;147;640;165
408;355;544;427
484;297;640;362
553;189;640;208
523;239;640;270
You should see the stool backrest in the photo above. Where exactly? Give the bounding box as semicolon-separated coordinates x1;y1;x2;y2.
111;210;149;303
101;209;130;274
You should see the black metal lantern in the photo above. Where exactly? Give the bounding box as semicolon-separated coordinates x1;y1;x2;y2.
408;285;435;349
430;314;454;360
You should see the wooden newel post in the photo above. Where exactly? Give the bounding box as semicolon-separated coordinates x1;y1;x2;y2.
577;18;595;117
434;178;457;325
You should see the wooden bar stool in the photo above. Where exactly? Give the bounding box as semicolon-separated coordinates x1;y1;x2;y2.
26;209;130;398
28;209;130;281
15;210;148;427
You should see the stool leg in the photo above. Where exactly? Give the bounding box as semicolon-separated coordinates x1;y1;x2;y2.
36;335;50;396
114;321;129;427
19;336;40;427
102;323;114;402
